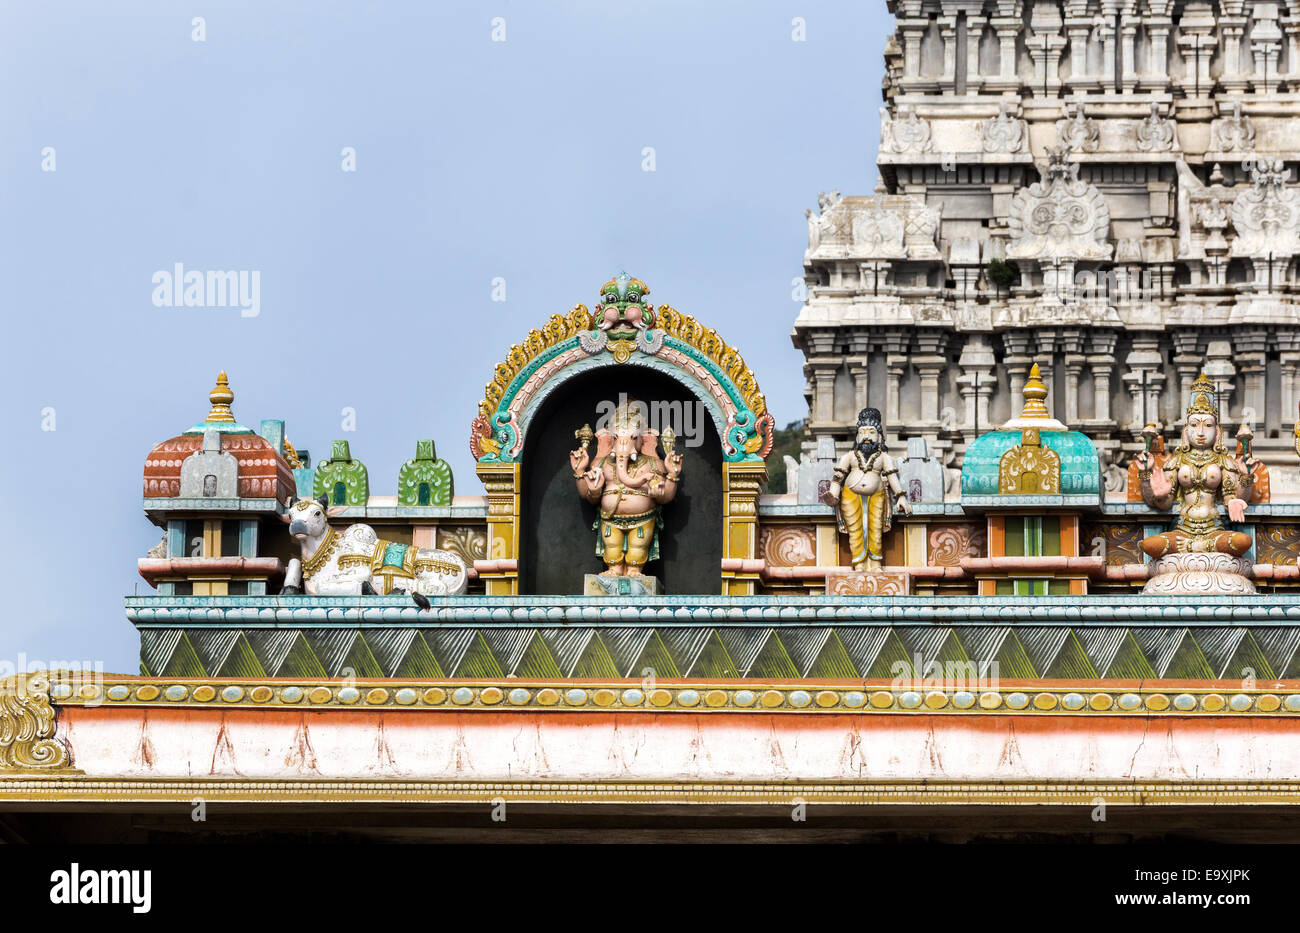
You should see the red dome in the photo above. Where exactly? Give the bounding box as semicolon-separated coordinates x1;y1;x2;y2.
142;371;295;502
143;432;294;501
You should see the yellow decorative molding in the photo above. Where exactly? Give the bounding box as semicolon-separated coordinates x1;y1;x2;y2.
723;461;767;595
1;672;75;772
474;461;521;594
2;777;1297;806
49;676;1300;718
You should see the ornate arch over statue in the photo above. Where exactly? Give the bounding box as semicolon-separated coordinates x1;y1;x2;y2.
470;275;774;595
470;282;774;464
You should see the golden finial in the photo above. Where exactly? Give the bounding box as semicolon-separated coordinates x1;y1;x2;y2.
1020;363;1050;420
206;371;235;423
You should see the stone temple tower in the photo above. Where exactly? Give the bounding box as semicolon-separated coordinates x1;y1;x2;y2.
794;0;1300;499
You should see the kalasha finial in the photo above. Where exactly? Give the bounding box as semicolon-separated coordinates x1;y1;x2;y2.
206;371;235;423
1020;363;1050;420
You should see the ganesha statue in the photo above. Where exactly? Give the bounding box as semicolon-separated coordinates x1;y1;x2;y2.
569;397;683;584
1134;373;1260;595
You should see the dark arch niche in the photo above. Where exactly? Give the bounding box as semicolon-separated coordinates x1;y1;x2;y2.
520;366;723;595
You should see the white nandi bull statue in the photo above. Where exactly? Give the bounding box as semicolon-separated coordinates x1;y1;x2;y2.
280;497;467;606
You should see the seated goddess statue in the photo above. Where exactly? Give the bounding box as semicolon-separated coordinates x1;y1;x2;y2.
1134;373;1256;558
1133;374;1260;595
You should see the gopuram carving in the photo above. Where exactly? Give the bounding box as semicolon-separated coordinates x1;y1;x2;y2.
1007;148;1112;263
980;101;1026;154
794;1;1300;481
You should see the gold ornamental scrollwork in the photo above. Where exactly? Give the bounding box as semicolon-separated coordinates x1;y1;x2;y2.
476;305;594;422
0;672;74;772
473;301;769;434
999;438;1061;495
657;305;767;417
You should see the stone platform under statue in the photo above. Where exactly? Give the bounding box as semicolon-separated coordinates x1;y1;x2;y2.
825;570;911;596
1142;553;1256;596
584;573;662;597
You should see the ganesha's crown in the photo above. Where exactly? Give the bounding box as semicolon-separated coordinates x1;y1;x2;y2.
1186;373;1220;419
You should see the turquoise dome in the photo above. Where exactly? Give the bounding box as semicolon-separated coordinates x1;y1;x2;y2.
961;429;1101;498
960;362;1101;505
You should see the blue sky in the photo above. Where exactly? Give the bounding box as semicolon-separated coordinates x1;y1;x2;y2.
0;0;889;672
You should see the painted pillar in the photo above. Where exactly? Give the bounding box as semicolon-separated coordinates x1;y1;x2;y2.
476;461;521;595
722;461;767;596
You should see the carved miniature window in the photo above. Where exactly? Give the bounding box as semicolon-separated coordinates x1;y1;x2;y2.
995;578;1071;595
1004;516;1061;557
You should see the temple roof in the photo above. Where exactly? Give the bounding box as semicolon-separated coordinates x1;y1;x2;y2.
143;371;295;502
961;364;1101;505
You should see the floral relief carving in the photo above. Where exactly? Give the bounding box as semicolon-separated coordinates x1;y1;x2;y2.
881;106;933;154
436;526;488;567
980;101;1025;153
1056;103;1100;153
998;438;1061;494
927;523;987;567
1081;522;1143;566
1007;148;1113;262
1257;525;1300;566
1135;102;1176;152
759;525;817;567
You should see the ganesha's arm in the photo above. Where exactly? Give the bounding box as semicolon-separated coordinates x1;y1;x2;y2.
649;471;678;504
650;480;676;504
576;472;605;503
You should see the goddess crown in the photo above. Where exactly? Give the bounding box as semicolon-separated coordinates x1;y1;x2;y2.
1186;373;1219;420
